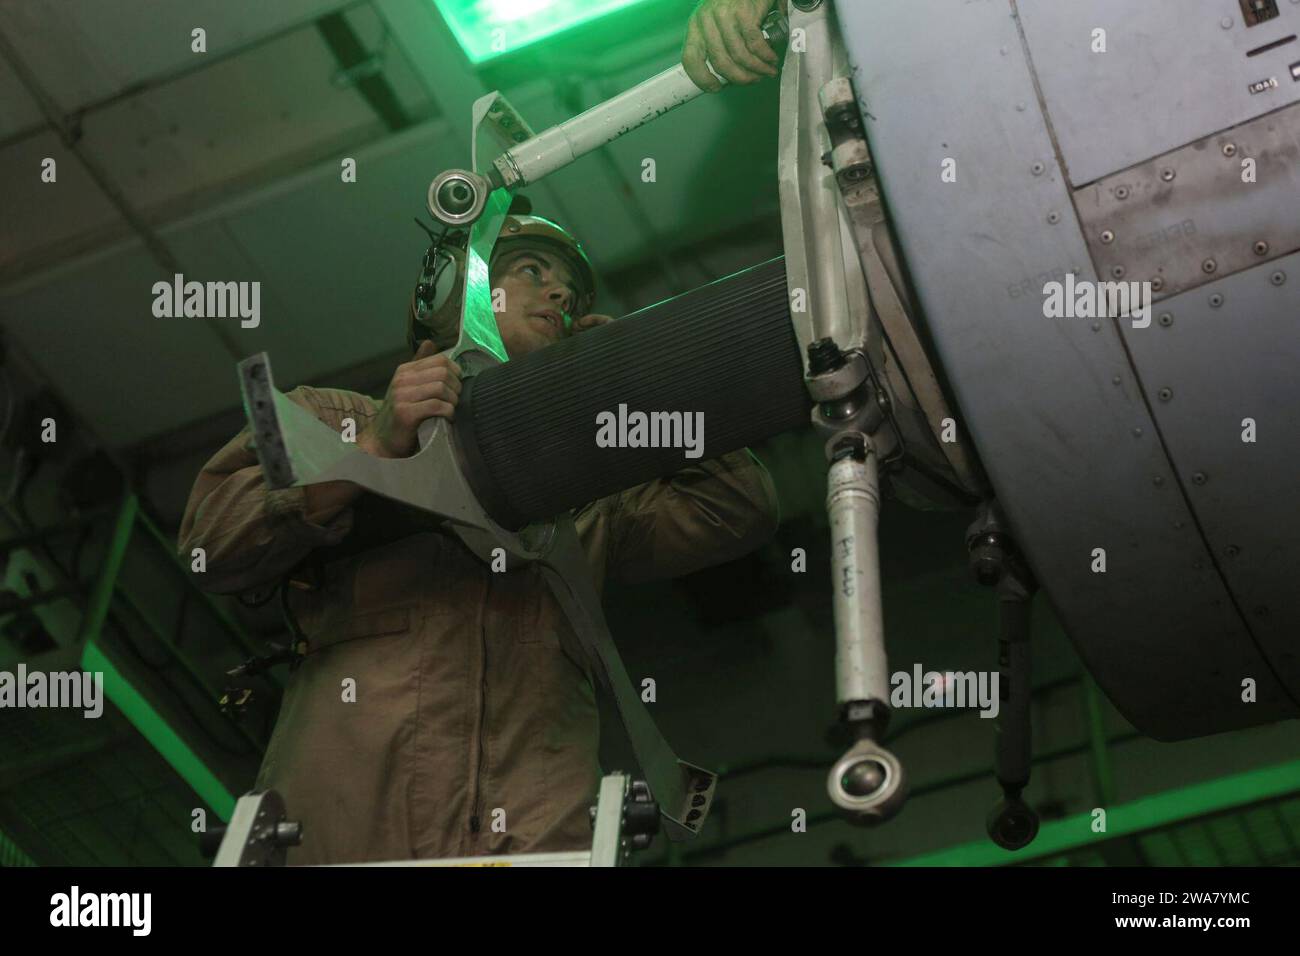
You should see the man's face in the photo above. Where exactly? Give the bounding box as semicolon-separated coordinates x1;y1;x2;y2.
490;243;582;358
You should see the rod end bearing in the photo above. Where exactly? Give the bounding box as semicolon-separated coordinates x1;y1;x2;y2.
828;739;908;823
428;169;490;228
986;795;1040;850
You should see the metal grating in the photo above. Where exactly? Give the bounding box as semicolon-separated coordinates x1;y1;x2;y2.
1030;794;1300;867
0;702;212;866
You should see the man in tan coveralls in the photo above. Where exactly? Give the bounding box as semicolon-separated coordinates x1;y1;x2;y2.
179;217;779;864
179;0;787;865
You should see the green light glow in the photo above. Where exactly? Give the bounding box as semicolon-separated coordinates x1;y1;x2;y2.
487;0;553;17
433;0;657;64
81;641;237;822
0;830;35;867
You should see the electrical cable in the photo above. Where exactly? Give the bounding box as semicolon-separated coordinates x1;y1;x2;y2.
102;612;252;757
4;466;258;757
0;442;270;759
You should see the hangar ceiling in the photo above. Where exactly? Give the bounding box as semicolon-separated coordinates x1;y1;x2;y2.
0;0;782;449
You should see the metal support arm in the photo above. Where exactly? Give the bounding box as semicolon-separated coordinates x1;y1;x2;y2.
823;431;907;821
968;502;1040;849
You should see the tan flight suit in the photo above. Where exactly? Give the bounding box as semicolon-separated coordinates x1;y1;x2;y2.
179;384;779;864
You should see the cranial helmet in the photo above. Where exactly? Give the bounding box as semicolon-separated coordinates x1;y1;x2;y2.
407;210;596;354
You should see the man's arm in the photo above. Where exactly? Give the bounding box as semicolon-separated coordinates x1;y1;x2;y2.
604;447;781;584
177;342;460;594
176;385;372;595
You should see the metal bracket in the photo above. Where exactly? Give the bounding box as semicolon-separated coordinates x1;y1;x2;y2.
819;76;986;498
211;790;301;867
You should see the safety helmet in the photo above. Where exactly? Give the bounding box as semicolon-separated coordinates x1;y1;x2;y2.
495;214;597;318
407;212;597;354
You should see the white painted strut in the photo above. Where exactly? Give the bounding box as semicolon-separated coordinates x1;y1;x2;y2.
827;441;889;709
488;12;788;191
489;64;712;190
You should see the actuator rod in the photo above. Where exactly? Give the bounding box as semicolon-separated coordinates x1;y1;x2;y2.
823;434;907;821
827;441;889;711
488;11;788;191
995;595;1033;789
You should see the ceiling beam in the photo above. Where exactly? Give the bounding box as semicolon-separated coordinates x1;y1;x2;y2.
0;27;245;364
0;0;368;150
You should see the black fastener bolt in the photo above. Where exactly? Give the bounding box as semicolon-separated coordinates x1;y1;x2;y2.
807;338;846;374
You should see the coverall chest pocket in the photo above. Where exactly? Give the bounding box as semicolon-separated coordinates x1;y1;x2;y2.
287;596;415;656
343;606;414;641
296;537;439;654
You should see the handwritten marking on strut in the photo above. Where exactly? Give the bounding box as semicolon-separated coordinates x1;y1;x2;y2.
837;536;856;597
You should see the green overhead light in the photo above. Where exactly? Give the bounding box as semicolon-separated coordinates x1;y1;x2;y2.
433;0;658;64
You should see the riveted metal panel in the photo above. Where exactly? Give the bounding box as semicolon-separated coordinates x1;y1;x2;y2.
835;0;1299;739
1122;251;1300;693
1076;102;1300;299
1016;0;1300;186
